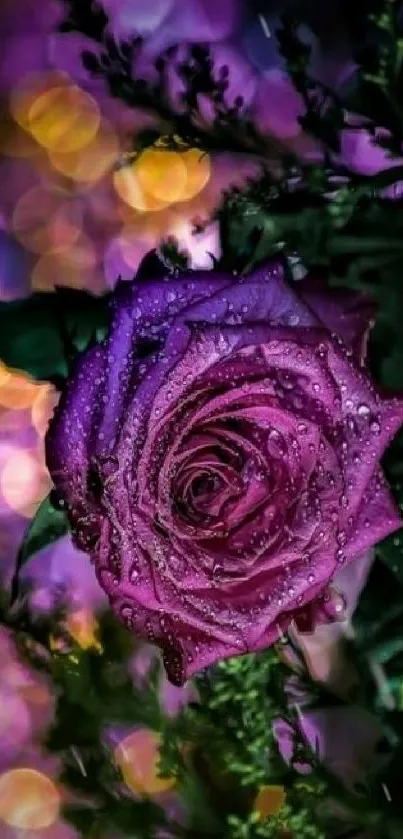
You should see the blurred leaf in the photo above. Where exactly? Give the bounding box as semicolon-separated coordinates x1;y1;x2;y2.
381;350;403;390
0;288;111;386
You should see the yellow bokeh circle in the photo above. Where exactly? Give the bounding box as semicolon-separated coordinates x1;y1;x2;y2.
0;768;61;830
179;148;211;201
136;148;188;203
49;121;119;184
113;163;170;213
27;84;101;154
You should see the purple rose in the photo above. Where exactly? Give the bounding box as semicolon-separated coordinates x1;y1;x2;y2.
46;257;403;684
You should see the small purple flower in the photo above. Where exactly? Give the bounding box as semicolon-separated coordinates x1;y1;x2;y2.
20;535;108;613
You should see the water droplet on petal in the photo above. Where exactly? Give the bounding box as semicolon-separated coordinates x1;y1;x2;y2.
129;564;139;583
212;563;224;582
336;529;347;547
323;587;347;619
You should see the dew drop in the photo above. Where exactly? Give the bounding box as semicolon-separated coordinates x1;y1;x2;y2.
129;564;139;583
336;529;347;547
212;563;224;582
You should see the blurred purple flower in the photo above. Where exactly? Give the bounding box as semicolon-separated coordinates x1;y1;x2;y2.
0;628;56;770
102;0;176;39
339;124;403;176
131;643;198;716
274;548;385;786
0;0;63;93
252;70;305;140
292;551;374;693
0;683;32;767
20;535;107;614
273;695;384;785
135;0;240;55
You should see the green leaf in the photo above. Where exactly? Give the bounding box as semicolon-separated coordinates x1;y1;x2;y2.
381;349;403;390
11;493;69;602
0;287;112;385
378;531;403;586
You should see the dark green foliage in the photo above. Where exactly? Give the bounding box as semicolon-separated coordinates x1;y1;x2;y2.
0;287;111;385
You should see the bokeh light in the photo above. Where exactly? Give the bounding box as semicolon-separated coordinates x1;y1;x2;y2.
0;447;52;517
112;146;208;214
113;161;171;212
0;768;61;830
136;148;188;202
0;368;40;411
0;362;11;389
0;110;43;160
10;71;71;133
49;120;120;185
31;384;59;438
179;148;211;200
31;233;98;291
66;608;103;652
114;729;176;796
27;83;101;154
254;785;286;821
12;186;81;255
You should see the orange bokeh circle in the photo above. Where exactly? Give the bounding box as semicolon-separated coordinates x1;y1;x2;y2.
114;729;176;797
0;768;61;830
27;84;101;154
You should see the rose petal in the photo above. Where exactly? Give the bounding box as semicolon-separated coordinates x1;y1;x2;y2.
297;273;376;364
